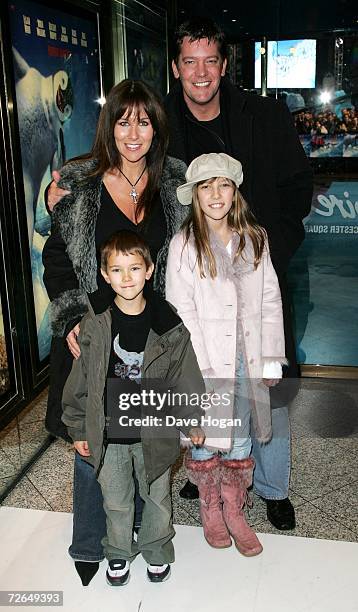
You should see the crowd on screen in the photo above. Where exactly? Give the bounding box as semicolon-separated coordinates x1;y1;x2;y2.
294;107;358;135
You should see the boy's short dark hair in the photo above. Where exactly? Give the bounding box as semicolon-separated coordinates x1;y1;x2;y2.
100;230;153;270
173;17;227;65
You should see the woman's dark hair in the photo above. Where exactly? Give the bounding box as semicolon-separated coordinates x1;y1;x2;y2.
74;79;169;222
173;17;227;65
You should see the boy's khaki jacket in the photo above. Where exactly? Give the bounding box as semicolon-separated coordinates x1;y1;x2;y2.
62;292;205;484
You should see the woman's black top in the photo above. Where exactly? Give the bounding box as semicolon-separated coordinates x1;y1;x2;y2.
91;185;167;313
43;184;168;328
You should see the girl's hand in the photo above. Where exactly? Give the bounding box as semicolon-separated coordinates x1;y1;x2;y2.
262;378;280;387
66;323;81;359
189;427;205;446
74;441;90;456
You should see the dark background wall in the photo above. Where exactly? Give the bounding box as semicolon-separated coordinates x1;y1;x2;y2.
176;0;356;39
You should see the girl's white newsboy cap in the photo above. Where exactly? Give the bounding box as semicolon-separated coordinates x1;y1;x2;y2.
177;152;244;206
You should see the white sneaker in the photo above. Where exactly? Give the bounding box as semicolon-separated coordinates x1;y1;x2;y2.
106;559;130;586
147;563;171;583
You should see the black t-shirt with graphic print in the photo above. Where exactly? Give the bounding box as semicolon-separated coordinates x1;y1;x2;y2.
105;300;151;444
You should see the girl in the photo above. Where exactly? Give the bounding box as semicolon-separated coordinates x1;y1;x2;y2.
166;153;286;556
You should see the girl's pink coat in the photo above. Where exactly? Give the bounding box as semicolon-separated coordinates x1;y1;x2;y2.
165;231;286;447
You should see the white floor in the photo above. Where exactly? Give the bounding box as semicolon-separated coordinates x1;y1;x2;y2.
0;507;357;612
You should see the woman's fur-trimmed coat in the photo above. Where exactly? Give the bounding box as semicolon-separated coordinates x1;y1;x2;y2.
42;156;188;337
165;230;287;444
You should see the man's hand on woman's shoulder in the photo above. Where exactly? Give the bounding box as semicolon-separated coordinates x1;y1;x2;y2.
47;170;71;211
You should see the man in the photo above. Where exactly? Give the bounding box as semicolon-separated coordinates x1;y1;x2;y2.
164;17;313;530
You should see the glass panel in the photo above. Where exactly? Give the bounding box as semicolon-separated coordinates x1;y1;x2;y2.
0;392;49;500
227;43;243;87
112;0;168;97
0;209;16;406
289;178;358;367
8;0;101;363
0;293;21;498
284;31;358;367
1;0;103;498
0;301;10;398
252;19;358;368
112;0;126;84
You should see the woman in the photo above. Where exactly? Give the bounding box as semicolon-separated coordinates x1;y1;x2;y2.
42;79;188;585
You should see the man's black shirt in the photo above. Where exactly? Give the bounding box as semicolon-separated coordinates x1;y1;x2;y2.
185;110;228;162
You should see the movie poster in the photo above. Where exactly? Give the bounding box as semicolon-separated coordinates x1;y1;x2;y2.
8;0;101;361
288;181;358;367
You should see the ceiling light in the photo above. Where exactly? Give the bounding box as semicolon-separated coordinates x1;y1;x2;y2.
319;91;331;104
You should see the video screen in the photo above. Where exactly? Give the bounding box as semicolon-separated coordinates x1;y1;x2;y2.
255;39;316;89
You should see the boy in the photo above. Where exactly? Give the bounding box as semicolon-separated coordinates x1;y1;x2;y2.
62;230;205;586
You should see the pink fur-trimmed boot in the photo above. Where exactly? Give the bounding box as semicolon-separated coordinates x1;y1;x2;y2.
185;453;231;548
220;457;263;557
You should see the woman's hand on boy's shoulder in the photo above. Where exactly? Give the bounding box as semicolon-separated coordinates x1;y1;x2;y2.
66;323;81;359
189;427;205;446
73;440;90;456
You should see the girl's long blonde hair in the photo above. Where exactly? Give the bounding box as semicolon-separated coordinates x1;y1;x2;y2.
182;178;266;278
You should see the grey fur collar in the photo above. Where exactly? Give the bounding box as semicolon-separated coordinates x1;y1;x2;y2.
187;229;255;281
57;155;187;192
210;230;255;280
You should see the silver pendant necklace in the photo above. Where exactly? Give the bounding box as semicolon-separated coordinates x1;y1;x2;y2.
118;166;147;204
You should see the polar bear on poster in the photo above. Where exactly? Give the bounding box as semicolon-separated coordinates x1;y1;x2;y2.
12;46;73;243
12;47;73;357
